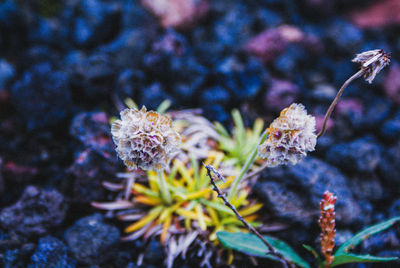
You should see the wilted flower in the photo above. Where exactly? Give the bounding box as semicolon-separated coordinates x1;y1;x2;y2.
258;103;316;167
111;106;181;171
352;49;391;83
319;191;337;267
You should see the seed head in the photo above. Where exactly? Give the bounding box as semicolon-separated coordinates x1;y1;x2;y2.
258;103;316;167
319;191;337;267
111;106;181;171
352;49;391;84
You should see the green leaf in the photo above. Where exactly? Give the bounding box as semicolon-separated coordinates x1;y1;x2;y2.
124;97;137;109
336;217;400;255
200;199;234;215
214;122;230;138
303;244;323;268
217;231;310;268
252;118;264;137
331;254;398;267
156;99;172;114
232;109;245;148
218;136;236;152
190;155;200;187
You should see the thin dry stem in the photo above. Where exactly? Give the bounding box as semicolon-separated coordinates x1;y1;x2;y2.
205;164;294;268
317;69;364;138
242;161;270;181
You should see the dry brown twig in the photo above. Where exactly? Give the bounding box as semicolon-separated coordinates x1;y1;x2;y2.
205;164;294;268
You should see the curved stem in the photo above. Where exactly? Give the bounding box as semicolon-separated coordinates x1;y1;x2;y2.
317;69;364;138
157;170;172;205
227;129;269;201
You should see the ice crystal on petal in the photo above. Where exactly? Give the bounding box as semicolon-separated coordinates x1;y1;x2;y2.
258;103;316;167
111;106;181;171
352;49;390;84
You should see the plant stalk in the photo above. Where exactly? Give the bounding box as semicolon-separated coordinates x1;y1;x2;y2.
205;165;294;268
157;170;172;205
242;161;270;181
227;129;269;201
317;69;364;138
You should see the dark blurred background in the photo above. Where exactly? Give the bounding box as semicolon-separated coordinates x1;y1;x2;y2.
0;0;400;267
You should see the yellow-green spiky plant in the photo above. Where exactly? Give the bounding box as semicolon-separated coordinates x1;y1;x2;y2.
93;100;264;267
215;109;264;166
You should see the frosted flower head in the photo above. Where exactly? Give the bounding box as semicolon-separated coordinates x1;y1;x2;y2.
258;103;316;167
111;106;181;171
352;49;390;84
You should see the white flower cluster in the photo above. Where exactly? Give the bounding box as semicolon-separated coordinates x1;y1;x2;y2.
111;106;181;171
258;103;317;167
352;49;390;84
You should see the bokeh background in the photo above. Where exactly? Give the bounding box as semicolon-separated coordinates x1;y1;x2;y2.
0;0;400;267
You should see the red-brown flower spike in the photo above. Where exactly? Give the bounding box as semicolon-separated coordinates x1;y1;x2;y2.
319;191;337;268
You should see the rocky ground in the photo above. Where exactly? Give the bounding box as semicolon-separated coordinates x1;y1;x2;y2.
0;0;400;267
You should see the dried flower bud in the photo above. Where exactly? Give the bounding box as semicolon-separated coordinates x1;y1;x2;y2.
258;103;317;167
352;49;391;84
111;106;181;171
319;191;337;267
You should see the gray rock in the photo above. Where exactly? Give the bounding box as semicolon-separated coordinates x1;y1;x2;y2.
379;141;400;187
29;236;75;268
255;181;313;225
0;186;66;236
326;136;382;173
258;157;364;226
64;214;120;265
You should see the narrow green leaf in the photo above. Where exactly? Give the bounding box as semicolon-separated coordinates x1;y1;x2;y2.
156;99;172;114
303;244;323;268
331;254;398;267
336;217;400;255
214;122;230;138
109;116;118;125
124;98;137;109
232;109;245;148
217;231;310;268
190;155;200;188
252;118;264;138
218;136;236;152
200;199;234;215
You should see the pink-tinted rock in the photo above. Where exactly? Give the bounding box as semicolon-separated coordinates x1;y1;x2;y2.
278;25;304;43
245;25;323;62
245;28;288;62
141;0;209;29
264;79;299;111
336;98;364;116
68;148;118;204
349;0;400;28
315;115;334;134
384;63;400;104
152;31;186;56
302;33;324;55
3;161;38;183
69;111;114;159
